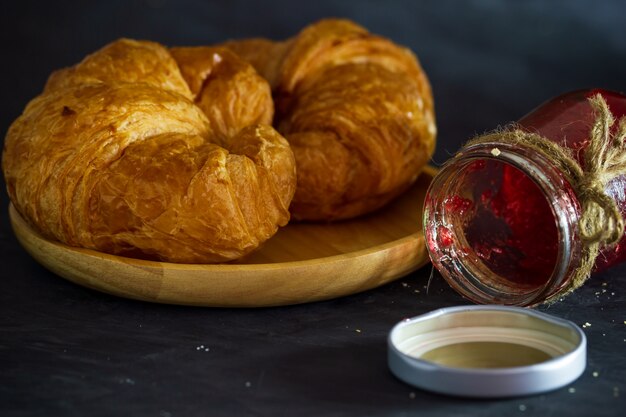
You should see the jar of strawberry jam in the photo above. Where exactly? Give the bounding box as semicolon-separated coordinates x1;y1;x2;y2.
424;89;626;306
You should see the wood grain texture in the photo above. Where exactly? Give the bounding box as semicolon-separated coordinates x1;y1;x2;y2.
8;167;435;307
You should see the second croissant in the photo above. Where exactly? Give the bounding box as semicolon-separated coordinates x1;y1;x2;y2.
223;19;437;221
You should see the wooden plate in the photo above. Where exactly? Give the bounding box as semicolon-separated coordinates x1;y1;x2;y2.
9;166;436;307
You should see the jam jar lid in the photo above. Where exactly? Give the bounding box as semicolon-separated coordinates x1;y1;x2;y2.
387;305;586;398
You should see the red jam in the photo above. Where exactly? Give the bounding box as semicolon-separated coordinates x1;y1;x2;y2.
466;89;626;285
443;195;474;217
468;90;626;284
462;163;559;287
518;89;626;272
426;89;626;304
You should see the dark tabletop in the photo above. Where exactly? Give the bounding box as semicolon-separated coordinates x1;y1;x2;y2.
1;1;625;416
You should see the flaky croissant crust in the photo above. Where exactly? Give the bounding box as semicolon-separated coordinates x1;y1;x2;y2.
223;19;437;220
3;39;296;263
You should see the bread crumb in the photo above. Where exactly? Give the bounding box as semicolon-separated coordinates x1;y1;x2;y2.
356;329;361;333
519;404;527;411
245;381;251;388
568;387;576;393
409;392;416;399
593;371;599;377
491;148;501;157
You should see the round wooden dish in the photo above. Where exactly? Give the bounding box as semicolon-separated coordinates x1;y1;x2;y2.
9;166;436;307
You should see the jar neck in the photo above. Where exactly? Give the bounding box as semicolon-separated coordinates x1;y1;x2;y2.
424;141;583;306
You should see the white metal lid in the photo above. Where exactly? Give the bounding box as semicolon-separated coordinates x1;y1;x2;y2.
388;305;586;398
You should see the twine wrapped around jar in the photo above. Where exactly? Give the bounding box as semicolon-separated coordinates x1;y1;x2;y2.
466;94;626;303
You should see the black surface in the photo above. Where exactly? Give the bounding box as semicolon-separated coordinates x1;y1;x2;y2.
1;1;625;416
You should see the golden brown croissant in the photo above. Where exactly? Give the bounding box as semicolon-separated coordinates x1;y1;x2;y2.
3;39;296;263
223;19;436;220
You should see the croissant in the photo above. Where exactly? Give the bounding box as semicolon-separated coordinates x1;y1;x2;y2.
222;19;436;220
3;39;296;263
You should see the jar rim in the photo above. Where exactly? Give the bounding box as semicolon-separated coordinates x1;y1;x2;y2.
424;141;582;306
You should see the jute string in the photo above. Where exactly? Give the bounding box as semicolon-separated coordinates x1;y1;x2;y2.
465;94;626;303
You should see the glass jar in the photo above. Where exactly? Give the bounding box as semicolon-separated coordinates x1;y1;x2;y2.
424;89;626;306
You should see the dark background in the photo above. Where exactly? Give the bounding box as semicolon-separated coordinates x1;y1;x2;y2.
1;1;625;416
